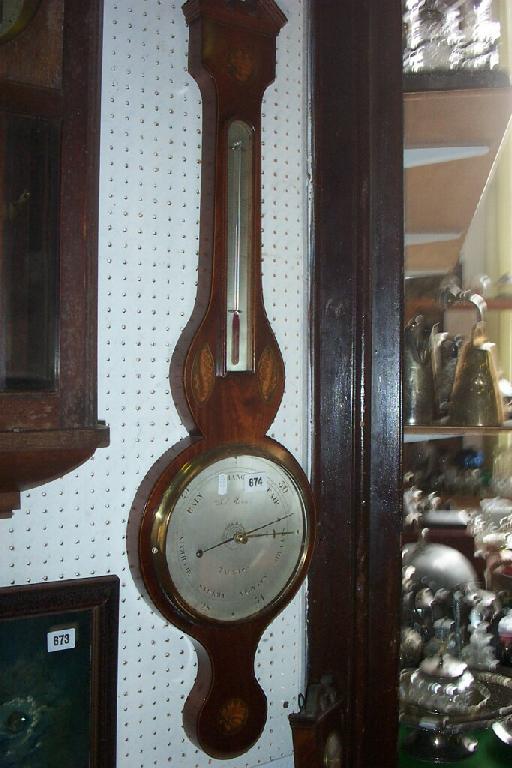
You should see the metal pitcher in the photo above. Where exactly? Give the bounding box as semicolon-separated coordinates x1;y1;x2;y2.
437;282;505;427
404;315;435;426
447;319;504;426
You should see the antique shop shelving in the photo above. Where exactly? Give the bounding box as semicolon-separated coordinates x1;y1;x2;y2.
404;73;512;439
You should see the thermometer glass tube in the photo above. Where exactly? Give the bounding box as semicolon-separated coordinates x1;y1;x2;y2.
226;120;253;372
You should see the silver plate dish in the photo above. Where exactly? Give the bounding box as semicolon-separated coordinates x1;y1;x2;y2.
400;670;512;762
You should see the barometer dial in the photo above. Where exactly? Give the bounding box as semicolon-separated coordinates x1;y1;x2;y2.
149;450;309;623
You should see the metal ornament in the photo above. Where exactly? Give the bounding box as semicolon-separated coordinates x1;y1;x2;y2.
447;320;505;426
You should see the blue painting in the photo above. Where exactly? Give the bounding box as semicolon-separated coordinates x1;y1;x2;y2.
0;609;92;768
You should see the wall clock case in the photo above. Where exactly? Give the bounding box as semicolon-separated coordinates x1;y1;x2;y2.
0;0;109;514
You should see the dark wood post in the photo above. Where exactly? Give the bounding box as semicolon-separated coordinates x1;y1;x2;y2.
306;1;403;766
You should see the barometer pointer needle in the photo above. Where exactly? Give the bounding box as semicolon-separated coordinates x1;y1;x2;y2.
244;513;293;538
196;513;293;558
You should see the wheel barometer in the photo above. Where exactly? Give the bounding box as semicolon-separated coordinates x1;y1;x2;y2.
135;0;315;759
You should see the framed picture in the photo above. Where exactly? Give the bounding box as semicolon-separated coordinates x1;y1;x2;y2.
0;576;119;768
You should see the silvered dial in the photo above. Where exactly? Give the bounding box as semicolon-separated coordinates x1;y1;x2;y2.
154;450;308;622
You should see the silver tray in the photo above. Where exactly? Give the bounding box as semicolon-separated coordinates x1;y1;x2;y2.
400;670;512;762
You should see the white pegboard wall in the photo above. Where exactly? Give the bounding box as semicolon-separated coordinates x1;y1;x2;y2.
0;2;309;767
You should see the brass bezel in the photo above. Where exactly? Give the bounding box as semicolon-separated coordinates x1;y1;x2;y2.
148;442;311;626
0;0;41;45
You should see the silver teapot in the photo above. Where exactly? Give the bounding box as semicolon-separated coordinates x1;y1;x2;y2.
404;315;434;426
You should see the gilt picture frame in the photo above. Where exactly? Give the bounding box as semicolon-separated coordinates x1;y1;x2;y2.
0;576;119;768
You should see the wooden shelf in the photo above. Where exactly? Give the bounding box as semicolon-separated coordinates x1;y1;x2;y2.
404;145;490;169
404;86;512;275
0;424;110;514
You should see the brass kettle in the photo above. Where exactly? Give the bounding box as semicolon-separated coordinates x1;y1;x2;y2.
447;317;504;427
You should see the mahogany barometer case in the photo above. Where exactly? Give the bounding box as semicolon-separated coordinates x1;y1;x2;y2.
134;0;316;760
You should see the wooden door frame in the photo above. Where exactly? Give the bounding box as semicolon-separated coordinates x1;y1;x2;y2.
307;2;403;766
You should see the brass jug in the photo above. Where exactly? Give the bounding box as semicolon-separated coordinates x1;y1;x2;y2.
404;315;434;426
447;320;504;427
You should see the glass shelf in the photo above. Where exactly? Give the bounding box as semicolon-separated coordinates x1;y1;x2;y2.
404;423;512;443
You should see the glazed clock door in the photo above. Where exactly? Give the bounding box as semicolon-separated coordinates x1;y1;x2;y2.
400;2;512;763
0;0;109;513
